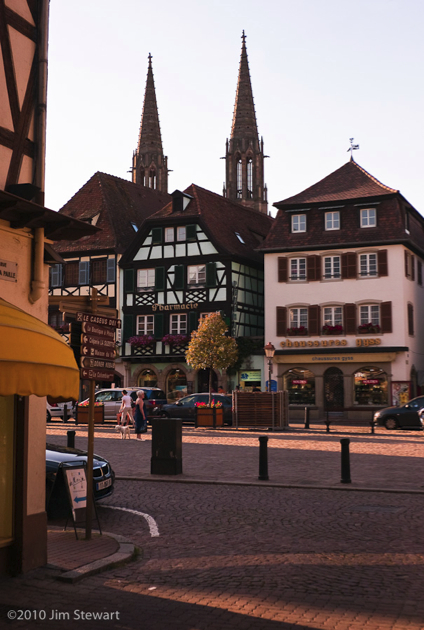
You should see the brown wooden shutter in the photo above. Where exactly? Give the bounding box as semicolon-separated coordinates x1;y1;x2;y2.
405;250;410;277
418;260;423;286
278;257;288;283
307;256;321;281
377;249;388;277
411;255;415;281
276;307;287;336
408;303;414;336
381;301;392;333
308;305;320;335
344;303;356;334
342;253;357;279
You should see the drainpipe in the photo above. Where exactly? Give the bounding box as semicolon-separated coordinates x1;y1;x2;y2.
29;227;45;303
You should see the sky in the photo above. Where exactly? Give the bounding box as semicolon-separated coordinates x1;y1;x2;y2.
45;0;424;217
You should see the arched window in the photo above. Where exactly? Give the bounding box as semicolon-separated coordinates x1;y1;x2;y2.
247;158;253;198
236;158;242;198
283;368;315;405
138;369;157;388
149;169;157;189
354;367;388;405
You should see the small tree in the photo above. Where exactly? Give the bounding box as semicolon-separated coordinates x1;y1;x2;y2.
186;313;238;403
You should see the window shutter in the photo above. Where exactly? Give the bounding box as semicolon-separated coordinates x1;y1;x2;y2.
173;265;184;290
408;303;414;336
123;314;134;342
50;264;62;287
307;256;321;281
79;261;90;285
344;303;356;334
341;253;356;279
152;227;162;244
418;260;423;286
155;267;165;291
189;311;198;333
381;301;392;333
107;258;116;283
154;313;164;339
276;306;287;336
308;305;320;335
377;250;388;277
186;224;197;241
278;257;288;283
124;268;134;292
206;262;217;288
411;255;415;281
405;250;410;277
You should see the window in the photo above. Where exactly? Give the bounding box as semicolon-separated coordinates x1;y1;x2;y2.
136;315;154;335
289;258;306;281
359;253;377;277
188;265;206;285
323;306;343;327
360;208;376;227
418;260;422;286
50;264;62;288
283;368;315;405
165;227;174;242
92;259;107;284
236;158;242;198
291;214;306;233
323;256;341;279
137;268;155;290
247;158;253;198
289;307;308;330
64;262;79;286
360;304;380;326
199;312;214;320
354;367;388;405
325;211;340;230
408;303;414;336
170;314;187;335
177;226;186;241
235;232;245;244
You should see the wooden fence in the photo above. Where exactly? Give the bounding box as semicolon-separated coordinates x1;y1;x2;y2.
233;391;289;429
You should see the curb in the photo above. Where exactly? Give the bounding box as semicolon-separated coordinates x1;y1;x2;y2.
57;532;136;583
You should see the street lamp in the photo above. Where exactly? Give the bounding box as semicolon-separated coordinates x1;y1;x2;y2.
264;342;275;393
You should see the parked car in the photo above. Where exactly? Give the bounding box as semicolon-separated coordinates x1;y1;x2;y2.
46;400;76;421
154;393;233;425
46;443;115;518
78;387;166;421
373;396;424;430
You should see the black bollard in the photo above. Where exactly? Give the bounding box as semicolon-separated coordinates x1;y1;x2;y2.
325;411;331;433
340;438;351;484
63;404;68;423
304;406;310;429
370;419;375;434
67;430;76;449
258;436;269;480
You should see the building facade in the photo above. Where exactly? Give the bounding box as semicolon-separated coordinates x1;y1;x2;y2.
260;159;424;420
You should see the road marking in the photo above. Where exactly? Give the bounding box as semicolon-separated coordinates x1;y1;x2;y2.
101;505;160;537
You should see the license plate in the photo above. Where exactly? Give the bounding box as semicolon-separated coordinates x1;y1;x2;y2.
96;478;112;491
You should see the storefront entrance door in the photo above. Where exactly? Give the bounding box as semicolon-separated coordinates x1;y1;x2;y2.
324;367;344;411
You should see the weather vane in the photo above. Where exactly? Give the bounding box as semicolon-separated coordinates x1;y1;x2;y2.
347;138;359;158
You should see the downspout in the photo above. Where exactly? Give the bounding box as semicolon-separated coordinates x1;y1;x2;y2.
29;227;46;303
34;0;49;206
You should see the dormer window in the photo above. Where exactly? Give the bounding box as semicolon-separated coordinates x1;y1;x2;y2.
325;211;340;230
131;222;138;231
360;208;376;228
291;214;306;233
235;232;245;244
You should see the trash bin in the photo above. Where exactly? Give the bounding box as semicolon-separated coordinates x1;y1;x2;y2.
151;418;182;475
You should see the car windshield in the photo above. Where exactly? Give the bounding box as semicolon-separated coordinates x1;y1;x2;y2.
95;391;116;402
178;395;196;406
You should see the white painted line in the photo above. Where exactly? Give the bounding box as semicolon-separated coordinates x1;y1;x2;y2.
101;505;160;537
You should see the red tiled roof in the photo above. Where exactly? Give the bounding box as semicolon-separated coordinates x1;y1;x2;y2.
150;184;273;262
54;172;171;254
275;159;398;207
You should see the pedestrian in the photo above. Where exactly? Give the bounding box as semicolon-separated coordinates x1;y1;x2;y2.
134;390;146;441
119;390;133;426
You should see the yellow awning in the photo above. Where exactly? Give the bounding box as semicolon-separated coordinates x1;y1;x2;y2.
0;298;79;399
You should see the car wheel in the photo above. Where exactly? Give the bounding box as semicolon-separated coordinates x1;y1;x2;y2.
384;417;398;430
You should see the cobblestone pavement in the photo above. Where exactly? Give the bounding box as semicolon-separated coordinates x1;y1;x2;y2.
1;424;423;629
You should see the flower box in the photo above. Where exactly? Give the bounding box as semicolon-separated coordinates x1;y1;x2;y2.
76;404;104;424
286;326;308;336
358;323;381;334
322;325;343;335
128;335;155;348
195;407;224;428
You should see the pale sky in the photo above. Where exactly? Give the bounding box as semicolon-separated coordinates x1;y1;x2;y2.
45;0;424;217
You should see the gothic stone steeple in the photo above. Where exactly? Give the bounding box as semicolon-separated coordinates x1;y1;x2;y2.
132;54;168;193
223;32;267;214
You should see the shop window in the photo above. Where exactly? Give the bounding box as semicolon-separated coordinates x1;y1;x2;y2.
167;369;187;401
138;369;158;388
354;367;388;405
283;368;315;405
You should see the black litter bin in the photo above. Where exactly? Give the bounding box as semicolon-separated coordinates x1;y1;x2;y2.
151;418;182;475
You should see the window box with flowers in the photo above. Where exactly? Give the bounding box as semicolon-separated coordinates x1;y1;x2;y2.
195;401;224;428
162;334;189;346
286;326;308;337
322;324;343;335
76;401;104;424
357;323;381;334
128;335;155;348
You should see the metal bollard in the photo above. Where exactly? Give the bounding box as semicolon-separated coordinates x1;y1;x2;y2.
67;430;76;449
340;438;351;484
325;411;331;433
370;419;375;434
304;406;310;429
63;404;68;423
258;435;269;481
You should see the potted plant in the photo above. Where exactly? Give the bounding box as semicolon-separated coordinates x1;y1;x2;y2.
76;400;104;424
162;334;189;346
186;313;238;427
357;322;381;334
195;400;224;427
322;324;343;335
286;326;308;336
128;335;155;348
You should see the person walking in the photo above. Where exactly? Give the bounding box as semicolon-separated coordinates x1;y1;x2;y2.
119;390;133;426
134;390;146;441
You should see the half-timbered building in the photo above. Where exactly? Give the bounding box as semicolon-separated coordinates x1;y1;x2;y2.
119;185;273;398
260;158;424;421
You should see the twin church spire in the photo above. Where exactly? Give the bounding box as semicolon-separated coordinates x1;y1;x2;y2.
133;33;267;213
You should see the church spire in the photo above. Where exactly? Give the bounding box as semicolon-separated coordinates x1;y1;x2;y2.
132;54;168;193
223;31;267;214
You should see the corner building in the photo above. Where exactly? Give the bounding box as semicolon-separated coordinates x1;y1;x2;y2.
260;159;424;421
